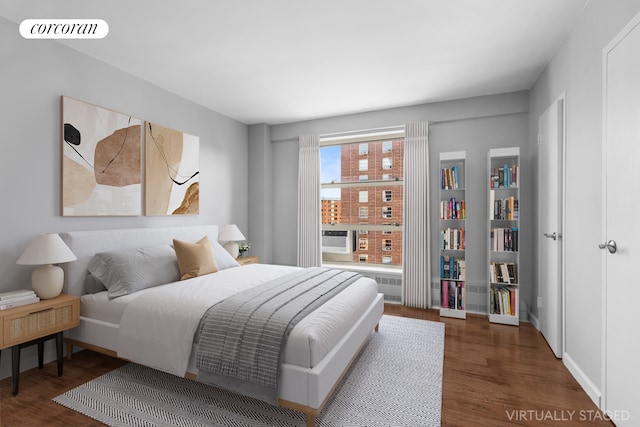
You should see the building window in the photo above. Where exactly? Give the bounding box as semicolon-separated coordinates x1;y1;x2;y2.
382;140;393;153
320;129;404;268
359;238;368;250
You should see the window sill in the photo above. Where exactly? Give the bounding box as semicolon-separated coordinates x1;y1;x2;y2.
322;262;402;275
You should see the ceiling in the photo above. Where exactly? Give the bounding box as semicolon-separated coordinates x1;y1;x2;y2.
1;0;589;125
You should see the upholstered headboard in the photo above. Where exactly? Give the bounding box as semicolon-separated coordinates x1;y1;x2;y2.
60;225;218;296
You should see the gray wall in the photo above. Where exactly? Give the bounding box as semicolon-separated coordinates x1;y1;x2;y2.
528;0;640;406
263;92;531;311
0;17;249;379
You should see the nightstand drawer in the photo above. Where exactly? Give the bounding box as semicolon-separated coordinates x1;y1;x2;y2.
1;296;80;348
237;256;259;266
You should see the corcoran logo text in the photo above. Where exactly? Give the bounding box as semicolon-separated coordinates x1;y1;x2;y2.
19;19;109;39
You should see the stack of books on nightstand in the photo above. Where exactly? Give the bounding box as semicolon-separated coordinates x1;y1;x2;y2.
0;290;40;310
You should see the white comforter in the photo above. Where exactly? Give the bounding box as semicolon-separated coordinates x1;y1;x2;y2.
116;264;378;378
116;264;299;376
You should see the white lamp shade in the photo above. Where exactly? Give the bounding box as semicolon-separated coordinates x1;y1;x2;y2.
219;224;245;242
17;233;77;299
17;233;77;265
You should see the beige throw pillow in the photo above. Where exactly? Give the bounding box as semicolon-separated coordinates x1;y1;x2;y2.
173;236;218;280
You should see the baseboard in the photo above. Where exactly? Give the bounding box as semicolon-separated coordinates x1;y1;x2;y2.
563;352;602;409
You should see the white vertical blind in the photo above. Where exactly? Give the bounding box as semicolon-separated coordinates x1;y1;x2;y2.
297;134;322;267
402;122;430;308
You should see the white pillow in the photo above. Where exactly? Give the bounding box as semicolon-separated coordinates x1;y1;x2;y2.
210;239;241;270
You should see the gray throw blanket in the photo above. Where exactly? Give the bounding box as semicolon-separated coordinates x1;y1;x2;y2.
195;267;361;403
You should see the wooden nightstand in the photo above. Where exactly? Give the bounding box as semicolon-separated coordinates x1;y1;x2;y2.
0;294;80;395
237;255;259;266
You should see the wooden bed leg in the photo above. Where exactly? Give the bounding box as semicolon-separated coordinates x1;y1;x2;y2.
375;322;379;332
306;413;316;427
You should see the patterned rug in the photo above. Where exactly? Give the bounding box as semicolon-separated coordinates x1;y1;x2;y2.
54;315;444;427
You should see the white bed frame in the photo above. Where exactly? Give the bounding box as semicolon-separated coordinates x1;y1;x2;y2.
60;225;384;426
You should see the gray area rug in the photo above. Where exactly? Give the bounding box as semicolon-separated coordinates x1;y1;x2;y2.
54;315;444;426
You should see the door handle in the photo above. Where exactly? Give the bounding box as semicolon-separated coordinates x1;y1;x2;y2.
544;232;557;241
599;240;617;254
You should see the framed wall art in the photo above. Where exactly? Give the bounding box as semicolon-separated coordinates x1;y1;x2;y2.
62;96;142;216
145;122;200;215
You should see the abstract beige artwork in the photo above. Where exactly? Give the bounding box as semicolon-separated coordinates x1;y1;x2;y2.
62;96;142;216
145;122;199;215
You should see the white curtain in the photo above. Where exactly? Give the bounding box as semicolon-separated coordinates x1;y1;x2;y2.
402;122;430;308
297;134;322;267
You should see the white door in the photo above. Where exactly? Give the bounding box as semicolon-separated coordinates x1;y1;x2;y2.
602;13;640;426
538;98;564;358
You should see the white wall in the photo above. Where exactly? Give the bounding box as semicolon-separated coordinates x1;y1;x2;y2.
528;0;640;406
0;17;249;379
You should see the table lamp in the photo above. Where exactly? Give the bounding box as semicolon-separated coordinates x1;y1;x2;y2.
219;224;245;259
16;233;77;299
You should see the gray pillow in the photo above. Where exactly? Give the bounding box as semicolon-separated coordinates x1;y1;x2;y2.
84;273;107;294
210;239;240;270
88;244;180;299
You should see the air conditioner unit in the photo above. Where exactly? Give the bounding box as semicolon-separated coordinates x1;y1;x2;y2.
322;230;351;254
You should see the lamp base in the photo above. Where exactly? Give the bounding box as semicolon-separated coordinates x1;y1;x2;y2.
32;264;64;299
223;241;240;259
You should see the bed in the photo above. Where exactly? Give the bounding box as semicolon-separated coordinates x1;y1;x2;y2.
60;225;384;426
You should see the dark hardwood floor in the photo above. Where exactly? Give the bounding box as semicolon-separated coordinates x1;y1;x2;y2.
0;305;612;426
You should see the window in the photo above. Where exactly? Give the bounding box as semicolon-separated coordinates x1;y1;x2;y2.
359;238;368;250
382;140;393;153
320;129;404;268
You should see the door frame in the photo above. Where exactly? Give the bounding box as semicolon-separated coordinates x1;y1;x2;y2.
537;92;567;358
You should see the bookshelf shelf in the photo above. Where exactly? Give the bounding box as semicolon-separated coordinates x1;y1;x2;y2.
439;151;466;320
488;147;520;326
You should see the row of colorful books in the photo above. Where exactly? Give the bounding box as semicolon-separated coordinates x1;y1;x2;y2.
490;164;519;188
440;166;461;190
489;193;519;220
490;286;516;316
490;227;519;252
489;261;518;284
441;280;465;310
0;289;40;310
440;227;465;251
440;255;466;280
440;198;466;220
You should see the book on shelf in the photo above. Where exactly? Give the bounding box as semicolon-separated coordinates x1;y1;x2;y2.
440;166;460;190
489;261;518;284
0;289;36;301
490;286;516;316
0;295;40;310
490;164;519;189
